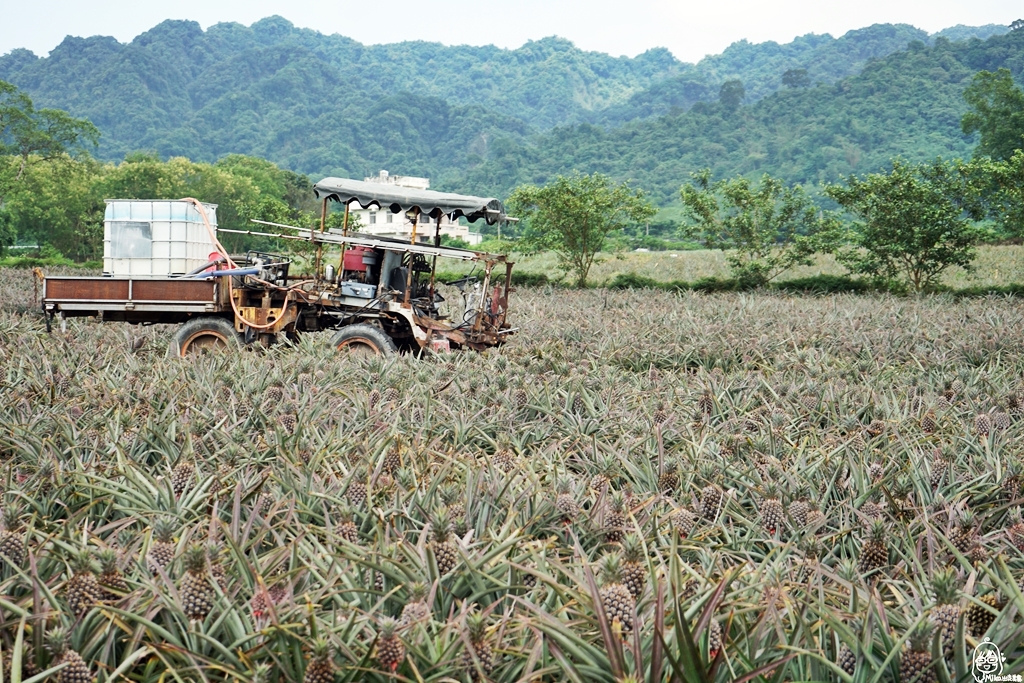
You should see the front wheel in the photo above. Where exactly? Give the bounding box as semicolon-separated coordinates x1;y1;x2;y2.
331;324;397;356
170;317;242;357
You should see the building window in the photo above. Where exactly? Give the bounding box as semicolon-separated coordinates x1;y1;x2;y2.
386;212;393;224
369;212;376;225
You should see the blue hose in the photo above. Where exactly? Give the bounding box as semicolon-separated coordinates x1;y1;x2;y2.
195;267;261;279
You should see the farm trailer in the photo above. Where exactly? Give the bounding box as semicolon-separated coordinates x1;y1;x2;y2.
42;178;517;356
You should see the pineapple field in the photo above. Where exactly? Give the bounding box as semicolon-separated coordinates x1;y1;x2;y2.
4;265;1024;683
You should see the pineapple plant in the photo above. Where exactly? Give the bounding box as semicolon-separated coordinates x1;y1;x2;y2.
598;553;635;635
921;409;938;434
929;452;949;489
699;465;723;521
0;504;25;567
347;472;368;508
966;593;1003;637
554;477;579;524
65;549;103;616
975;412;992;437
171;460;194;497
398;582;430;627
788;488;809;527
949;509;976;554
265;384;284;404
899;622;937;683
1007;507;1024;551
179;543;214;621
382;440;402;475
1002;462;1022;501
837;642;856;676
147;518;177;573
441;484;466;529
375;617;405;672
512;387;528;411
382;385;400;405
589;453;619;492
2;642;39;683
429;508;458;575
929;567;960;659
337;504;359;544
759;484;784;534
207;544;229;593
604;490;627;544
668;504;697;538
696;389;714;417
620;533;647;599
96;548;128;599
303;638;335;683
708;619;723;660
45;628;93;683
657;459;679;494
858;520;888;576
805;503;826;529
460;610;493;682
492;443;517;473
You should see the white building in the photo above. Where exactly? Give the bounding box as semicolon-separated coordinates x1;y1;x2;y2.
346;171;482;245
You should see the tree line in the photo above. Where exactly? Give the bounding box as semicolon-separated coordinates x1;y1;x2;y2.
508;66;1024;291
0;81;322;261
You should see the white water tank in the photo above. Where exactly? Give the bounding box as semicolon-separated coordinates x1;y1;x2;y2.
103;200;218;277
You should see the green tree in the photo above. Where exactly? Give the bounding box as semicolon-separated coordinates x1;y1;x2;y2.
508;172;655;287
782;69;810;89
971;150;1024;235
961;69;1024;161
0;81;98;179
0;156;104;259
824;158;987;291
0;80;99;254
719;80;745;111
679;170;841;287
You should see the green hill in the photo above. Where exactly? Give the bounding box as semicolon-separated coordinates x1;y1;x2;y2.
455;29;1024;205
0;16;1008;186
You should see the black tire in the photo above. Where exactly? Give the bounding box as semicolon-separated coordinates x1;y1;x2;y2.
170;317;243;357
331;323;397;356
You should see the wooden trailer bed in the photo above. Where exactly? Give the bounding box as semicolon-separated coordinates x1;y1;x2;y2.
42;277;223;324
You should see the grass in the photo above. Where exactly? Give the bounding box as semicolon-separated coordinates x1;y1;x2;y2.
456;245;1024;290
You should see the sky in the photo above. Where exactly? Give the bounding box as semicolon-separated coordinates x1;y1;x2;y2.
0;0;1020;63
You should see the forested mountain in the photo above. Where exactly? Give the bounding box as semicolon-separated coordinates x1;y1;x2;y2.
0;16;679;170
458;29;1024;204
0;16;1020;228
595;23;942;124
0;16;1007;187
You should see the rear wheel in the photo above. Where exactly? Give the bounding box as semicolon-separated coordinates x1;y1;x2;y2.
332;323;397;356
170;317;242;357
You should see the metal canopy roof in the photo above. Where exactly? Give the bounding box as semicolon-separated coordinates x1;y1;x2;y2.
313;177;508;224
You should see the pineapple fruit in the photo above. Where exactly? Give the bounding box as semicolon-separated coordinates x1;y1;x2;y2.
429;508;458;575
899;622;937;683
179;543;214;621
45;628;93;683
598;553;635;636
460;610;493;682
303;638;335;683
375;617;405;672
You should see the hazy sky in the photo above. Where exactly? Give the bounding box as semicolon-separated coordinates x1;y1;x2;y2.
1;0;1020;63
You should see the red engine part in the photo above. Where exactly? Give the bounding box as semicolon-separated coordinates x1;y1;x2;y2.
343;246;371;272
